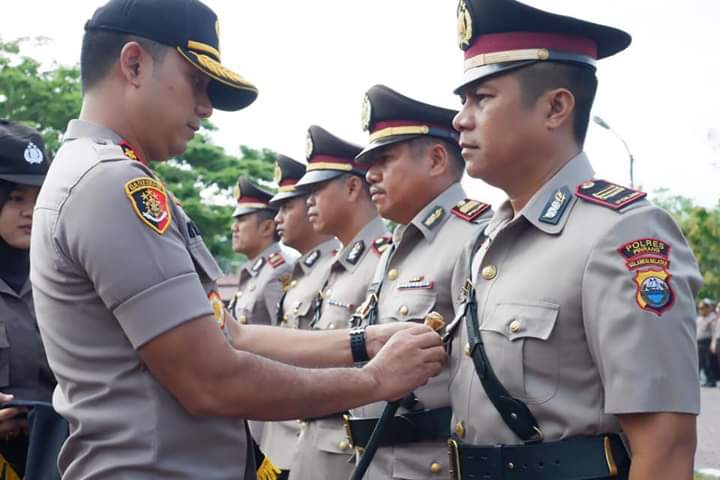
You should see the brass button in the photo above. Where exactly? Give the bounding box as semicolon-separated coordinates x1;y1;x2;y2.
481;265;497;280
325;289;332;297
454;421;465;438
399;305;409;316
430;462;443;474
338;439;350;451
329;323;336;329
238;315;247;325
537;48;550;61
388;269;399;281
509;320;521;333
463;343;471;356
289;280;297;289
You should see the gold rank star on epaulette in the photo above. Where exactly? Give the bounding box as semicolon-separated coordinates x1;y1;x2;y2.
451;198;491;222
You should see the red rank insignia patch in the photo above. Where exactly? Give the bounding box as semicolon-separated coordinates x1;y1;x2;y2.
119;141;147;165
208;290;225;329
618;238;674;316
124;177;172;234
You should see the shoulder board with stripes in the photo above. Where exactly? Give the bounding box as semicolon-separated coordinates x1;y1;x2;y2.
372;235;392;256
268;252;286;268
451;199;491;222
575;180;646;210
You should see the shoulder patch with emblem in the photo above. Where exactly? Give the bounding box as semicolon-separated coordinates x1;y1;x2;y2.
372;236;392;256
303;249;321;268
451;199;491;222
539;186;572;225
268;252;286;269
124;177;172;234
575;180;646;211
422;206;445;229
617;238;674;316
346;240;366;265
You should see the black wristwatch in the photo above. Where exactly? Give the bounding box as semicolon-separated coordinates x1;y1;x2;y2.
349;326;370;366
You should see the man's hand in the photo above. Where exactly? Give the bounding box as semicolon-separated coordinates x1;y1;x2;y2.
365;322;422;358
363;323;447;401
0;393;28;438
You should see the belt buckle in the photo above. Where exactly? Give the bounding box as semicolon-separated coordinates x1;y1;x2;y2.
448;438;462;480
342;414;355;448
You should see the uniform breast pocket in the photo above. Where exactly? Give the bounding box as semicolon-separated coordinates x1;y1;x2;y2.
480;302;559;404
0;323;10;388
385;292;437;323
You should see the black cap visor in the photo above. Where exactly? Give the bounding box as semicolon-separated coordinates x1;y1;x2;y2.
177;48;258;111
269;190;307;206
294;170;349;191
232;205;276;218
356;134;428;164
0;173;46;187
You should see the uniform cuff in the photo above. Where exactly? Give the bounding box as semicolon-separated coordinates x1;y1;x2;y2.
114;273;213;349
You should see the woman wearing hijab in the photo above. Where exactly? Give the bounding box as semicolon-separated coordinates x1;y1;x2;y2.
0;119;53;479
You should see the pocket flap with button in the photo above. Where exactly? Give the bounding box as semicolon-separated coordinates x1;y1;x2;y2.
482;302;559;341
386;292;437;322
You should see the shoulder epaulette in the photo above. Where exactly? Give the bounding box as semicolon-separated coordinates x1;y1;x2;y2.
451;199;491;222
268;251;286;269
575;179;646;211
372;235;392;256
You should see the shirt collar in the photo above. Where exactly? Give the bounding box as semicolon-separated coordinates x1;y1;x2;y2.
298;238;340;275
243;242;282;277
400;183;466;243
335;216;386;273
518;152;594;235
63;119;123;144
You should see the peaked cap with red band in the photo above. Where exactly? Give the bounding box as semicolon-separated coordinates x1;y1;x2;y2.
356;85;460;164
295;125;365;190
269;155;307;205
232;176;277;218
455;0;631;92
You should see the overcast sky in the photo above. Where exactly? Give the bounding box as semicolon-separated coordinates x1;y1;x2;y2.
2;0;718;207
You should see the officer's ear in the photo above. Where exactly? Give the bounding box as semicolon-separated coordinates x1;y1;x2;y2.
541;88;575;132
257;217;276;240
427;143;450;179
118;41;146;87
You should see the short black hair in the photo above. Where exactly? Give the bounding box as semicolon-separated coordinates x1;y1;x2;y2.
80;30;169;93
512;62;598;146
336;173;372;200
254;209;280;242
409;137;465;181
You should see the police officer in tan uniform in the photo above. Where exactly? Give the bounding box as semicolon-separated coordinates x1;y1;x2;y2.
229;176;294;327
447;1;703;479
344;85;493;480
259;155;340;480
29;1;447;478
290;126;390;480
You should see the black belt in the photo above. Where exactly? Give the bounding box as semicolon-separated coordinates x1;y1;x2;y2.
344;406;452;448
448;433;630;480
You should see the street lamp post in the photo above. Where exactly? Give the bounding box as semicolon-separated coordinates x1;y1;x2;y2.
592;115;635;188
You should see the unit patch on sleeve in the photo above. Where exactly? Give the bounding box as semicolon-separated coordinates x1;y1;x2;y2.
575;179;646;210
451;199;491;222
617;238;674;316
124;177;171;234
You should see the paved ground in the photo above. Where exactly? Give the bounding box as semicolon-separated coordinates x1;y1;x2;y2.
696;385;720;474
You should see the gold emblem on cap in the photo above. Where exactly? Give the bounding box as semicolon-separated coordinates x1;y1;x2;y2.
305;131;314;160
233;183;241;200
274;162;282;183
361;94;372;132
457;0;473;50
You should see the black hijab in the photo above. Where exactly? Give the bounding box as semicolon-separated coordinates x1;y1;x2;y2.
0;179;30;293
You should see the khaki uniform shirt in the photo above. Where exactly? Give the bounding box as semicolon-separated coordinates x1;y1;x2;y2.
260;238;339;469
231;242;294;326
0;278;54;401
352;183;491;480
449;153;702;448
291;216;389;479
30;120;252;479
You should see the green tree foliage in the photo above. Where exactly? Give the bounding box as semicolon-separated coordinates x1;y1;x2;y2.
652;190;720;301
0;38;81;156
0;38;276;271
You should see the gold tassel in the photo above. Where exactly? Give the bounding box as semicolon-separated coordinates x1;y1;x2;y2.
0;455;22;480
256;456;281;480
